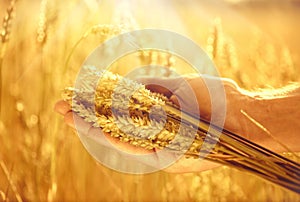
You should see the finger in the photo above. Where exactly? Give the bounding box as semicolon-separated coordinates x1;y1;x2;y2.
136;76;184;95
103;133;155;155
64;111;92;135
85;124;155;155
63;111;75;127
151;148;221;173
54;100;71;115
164;157;221;173
169;95;180;106
63;110;174;169
138;77;199;116
145;84;173;98
64;110;154;155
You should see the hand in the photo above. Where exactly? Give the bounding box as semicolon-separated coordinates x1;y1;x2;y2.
55;74;241;173
55;74;300;173
55;100;220;173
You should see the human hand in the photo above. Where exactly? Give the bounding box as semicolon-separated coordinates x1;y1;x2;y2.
54;99;220;173
56;72;295;173
55;74;243;173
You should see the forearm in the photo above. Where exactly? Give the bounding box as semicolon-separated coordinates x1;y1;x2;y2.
243;84;300;152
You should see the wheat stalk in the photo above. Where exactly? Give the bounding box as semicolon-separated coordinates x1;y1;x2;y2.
63;66;300;193
0;0;16;119
0;0;15;44
0;190;6;201
206;18;223;61
0;161;22;202
64;24;126;75
37;0;48;45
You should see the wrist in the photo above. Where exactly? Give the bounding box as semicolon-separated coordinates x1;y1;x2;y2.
222;85;258;138
242;90;300;152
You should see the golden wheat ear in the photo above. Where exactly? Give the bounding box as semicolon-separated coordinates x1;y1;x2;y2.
63;66;300;193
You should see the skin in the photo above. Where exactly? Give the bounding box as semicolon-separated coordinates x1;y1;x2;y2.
54;76;300;173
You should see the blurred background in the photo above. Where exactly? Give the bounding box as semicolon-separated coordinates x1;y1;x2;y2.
0;0;299;201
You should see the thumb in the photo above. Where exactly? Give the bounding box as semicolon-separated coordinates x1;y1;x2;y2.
135;76;185;98
136;76;199;117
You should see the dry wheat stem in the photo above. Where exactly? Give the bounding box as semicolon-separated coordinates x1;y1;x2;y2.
63;66;300;193
0;0;16;119
37;0;48;45
0;1;15;44
240;109;300;160
0;161;22;202
0;190;6;201
63;24;126;75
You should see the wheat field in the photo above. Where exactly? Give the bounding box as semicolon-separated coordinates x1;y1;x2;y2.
0;0;299;201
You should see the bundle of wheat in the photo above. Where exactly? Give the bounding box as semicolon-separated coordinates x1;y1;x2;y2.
63;66;300;193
